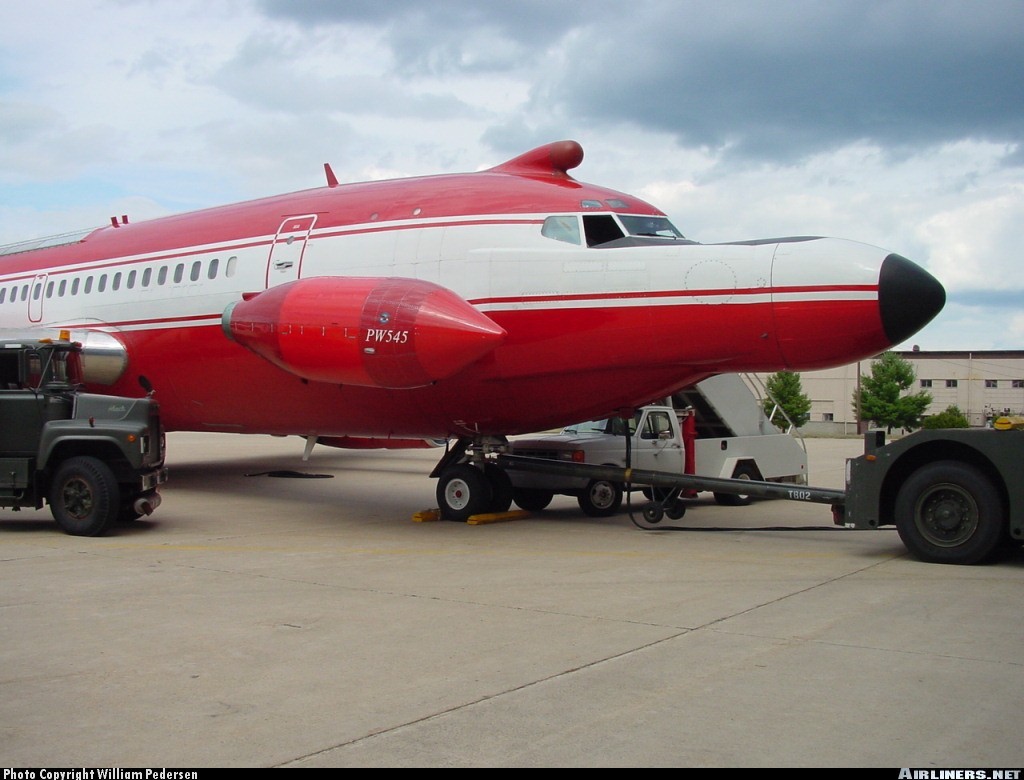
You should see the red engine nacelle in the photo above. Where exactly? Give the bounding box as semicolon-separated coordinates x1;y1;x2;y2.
222;277;506;388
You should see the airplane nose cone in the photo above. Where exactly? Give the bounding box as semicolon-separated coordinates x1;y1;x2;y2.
878;253;945;345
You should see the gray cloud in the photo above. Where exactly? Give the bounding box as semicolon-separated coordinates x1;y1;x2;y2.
547;2;1024;162
257;0;1024;165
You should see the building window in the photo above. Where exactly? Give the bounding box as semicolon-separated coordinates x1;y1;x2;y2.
946;379;958;388
986;379;998;388
822;413;834;422
920;379;932;388
1013;380;1024;389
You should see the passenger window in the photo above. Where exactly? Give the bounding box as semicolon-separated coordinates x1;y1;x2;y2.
58;280;67;297
127;270;136;289
142;268;152;287
45;281;54;298
541;216;581;245
190;261;201;282
173;264;184;283
98;275;107;293
226;256;238;277
71;278;80;295
112;272;122;291
208;258;219;279
158;267;168;285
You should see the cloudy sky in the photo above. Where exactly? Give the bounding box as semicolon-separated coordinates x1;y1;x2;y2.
1;0;1021;351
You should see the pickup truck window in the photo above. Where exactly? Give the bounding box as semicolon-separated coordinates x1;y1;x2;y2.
640;411;673;439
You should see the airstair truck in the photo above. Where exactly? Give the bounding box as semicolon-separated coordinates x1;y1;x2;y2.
507;374;807;517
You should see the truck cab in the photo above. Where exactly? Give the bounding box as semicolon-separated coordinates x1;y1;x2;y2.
0;332;167;536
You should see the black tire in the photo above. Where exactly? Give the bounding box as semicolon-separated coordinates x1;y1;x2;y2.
714;463;757;506
49;456;120;537
894;460;1005;565
512;487;554;511
642;504;664;524
577;478;623;517
483;463;514;513
436;464;492;522
665;500;687;521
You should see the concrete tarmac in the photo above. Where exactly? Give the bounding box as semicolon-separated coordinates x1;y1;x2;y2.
1;432;1022;768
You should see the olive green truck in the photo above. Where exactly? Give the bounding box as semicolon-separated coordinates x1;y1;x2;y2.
0;333;166;536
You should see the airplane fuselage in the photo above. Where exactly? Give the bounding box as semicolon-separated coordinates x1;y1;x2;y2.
0;141;944;441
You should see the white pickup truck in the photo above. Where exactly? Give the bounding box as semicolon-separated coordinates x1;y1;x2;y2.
507;395;808;517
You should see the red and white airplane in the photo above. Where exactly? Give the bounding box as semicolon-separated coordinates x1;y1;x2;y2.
0;140;944;518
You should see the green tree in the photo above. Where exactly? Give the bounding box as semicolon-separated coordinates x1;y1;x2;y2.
762;370;811;430
921;405;970;429
854;351;932;433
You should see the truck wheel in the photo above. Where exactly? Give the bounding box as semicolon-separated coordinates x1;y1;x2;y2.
483;463;514;513
894;460;1005;565
437;464;492;522
577;479;622;517
714;464;757;506
49;456;120;537
512;488;554;511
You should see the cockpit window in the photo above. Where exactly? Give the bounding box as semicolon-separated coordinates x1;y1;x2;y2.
619;215;684;239
543;213;686;247
541;215;582;245
583;214;625;246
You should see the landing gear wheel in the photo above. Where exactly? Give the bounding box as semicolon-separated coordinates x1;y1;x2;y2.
714;464;757;506
577;479;622;517
49;456;120;537
513;488;554;511
436;464;493;522
642;504;664;524
894;460;1004;565
483;463;514;513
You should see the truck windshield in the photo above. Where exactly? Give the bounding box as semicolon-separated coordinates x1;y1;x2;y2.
564;414;639;436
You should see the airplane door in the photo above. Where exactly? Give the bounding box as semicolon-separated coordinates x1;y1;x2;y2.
28;274;46;323
266;215;317;288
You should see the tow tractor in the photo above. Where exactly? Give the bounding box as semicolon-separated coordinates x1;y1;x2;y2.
493;421;1023;566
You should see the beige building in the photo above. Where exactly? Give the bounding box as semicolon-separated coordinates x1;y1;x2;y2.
751;350;1024;435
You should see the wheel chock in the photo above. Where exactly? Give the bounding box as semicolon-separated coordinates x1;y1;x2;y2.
412;508;531;524
466;510;530;525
